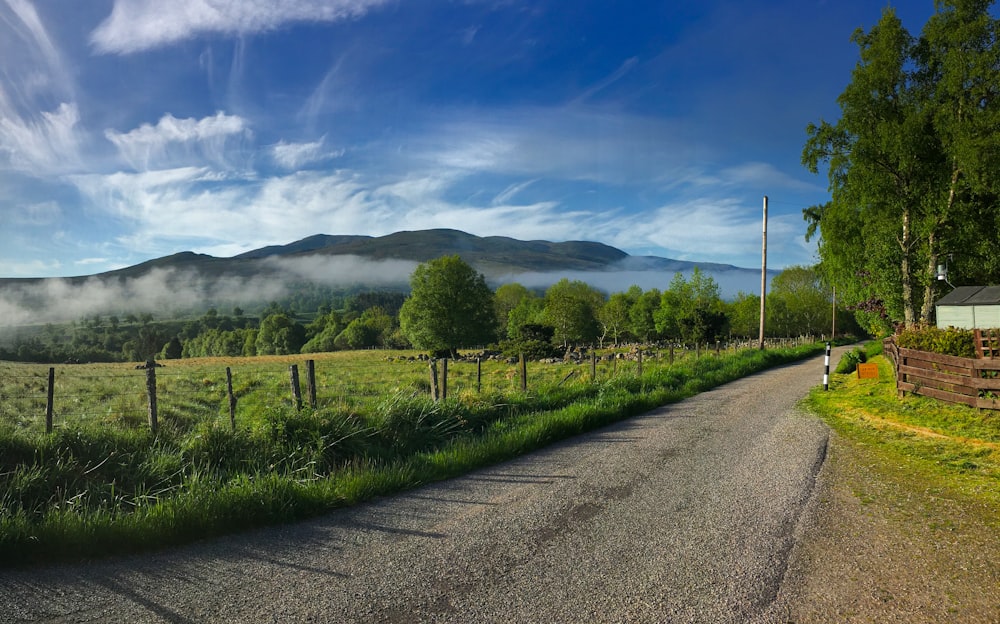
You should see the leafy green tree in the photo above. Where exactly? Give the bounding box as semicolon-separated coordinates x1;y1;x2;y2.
727;292;761;339
255;313;306;355
399;255;497;357
160;336;183;359
599;291;634;346
803;2;1000;329
542;279;604;347
507;295;546;343
768;266;833;337
502;323;561;360
656;269;728;344
495;283;534;339
302;309;344;353
628;287;661;342
335;318;381;350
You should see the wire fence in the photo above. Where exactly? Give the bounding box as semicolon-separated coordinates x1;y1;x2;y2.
0;337;819;434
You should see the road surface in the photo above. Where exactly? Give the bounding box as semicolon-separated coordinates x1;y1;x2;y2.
0;353;833;623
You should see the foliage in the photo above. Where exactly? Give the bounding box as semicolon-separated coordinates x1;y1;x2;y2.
505;292;546;343
494;283;535;340
803;2;1000;329
399;255;497;356
542;279;604;347
656;269;728;343
896;325;975;358
500;323;561;360
255;313;307;356
767;266;832;336
598;291;634;346
835;347;867;374
628;287;661;342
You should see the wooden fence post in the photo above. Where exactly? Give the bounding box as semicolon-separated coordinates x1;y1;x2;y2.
519;353;527;392
441;358;448;401
591;351;597;380
637;350;643;377
429;359;439;401
45;367;55;434
305;359;317;409
669;344;675;365
146;365;158;435
226;367;237;431
477;357;482;393
289;364;303;410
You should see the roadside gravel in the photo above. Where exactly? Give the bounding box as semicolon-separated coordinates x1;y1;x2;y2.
766;430;1000;623
1;352;834;623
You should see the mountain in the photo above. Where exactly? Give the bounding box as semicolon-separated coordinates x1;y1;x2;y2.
0;229;771;326
234;229;630;273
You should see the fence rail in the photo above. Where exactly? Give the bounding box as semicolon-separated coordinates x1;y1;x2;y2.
883;337;1000;410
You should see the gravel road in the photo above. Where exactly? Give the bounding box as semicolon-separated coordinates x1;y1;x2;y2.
0;353;835;623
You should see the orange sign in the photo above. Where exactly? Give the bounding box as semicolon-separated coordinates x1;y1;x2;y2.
856;363;879;379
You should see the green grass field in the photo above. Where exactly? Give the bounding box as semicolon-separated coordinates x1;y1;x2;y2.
0;343;824;566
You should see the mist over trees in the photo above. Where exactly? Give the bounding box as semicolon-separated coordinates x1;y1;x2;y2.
803;0;1000;333
0;256;854;364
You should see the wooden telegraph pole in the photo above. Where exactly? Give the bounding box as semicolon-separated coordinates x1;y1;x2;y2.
758;196;768;349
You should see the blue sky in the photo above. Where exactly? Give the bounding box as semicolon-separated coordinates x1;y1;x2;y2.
0;0;939;279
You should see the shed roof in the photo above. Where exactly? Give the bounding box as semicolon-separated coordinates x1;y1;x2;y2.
935;285;1000;307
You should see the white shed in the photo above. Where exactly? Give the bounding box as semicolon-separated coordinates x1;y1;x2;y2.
935;286;1000;329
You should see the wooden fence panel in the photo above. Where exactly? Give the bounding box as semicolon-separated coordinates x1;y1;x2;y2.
886;338;1000;410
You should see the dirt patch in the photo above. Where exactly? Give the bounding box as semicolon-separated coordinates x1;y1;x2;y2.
772;432;1000;623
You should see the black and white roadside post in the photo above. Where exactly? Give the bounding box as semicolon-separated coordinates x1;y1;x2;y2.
823;342;831;391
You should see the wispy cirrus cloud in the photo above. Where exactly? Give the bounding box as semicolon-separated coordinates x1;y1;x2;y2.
271;137;342;169
0;101;83;174
90;0;393;55
0;0;82;174
104;111;250;171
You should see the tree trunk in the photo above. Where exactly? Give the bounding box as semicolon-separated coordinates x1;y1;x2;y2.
921;231;938;325
921;166;960;324
901;206;916;328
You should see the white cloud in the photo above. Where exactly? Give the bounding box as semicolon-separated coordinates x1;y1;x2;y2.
0;1;83;175
90;0;391;54
414;107;705;187
0;101;83;173
718;161;823;192
602;198;811;269
105;112;250;171
271;138;341;169
492;179;536;206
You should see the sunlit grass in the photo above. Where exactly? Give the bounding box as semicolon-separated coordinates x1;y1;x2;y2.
804;349;1000;516
0;343;823;565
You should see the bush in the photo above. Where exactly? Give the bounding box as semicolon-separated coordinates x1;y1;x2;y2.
835;347;867;374
896;326;974;358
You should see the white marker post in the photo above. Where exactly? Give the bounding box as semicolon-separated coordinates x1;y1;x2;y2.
823;342;831;391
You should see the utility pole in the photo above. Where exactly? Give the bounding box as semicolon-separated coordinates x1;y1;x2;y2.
758;196;768;349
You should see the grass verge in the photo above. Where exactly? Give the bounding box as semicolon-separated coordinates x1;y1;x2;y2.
1;343;824;566
803;343;1000;525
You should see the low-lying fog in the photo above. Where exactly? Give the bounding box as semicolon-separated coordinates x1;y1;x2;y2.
0;255;768;327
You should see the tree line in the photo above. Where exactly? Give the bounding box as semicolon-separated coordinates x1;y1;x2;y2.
0;256;855;364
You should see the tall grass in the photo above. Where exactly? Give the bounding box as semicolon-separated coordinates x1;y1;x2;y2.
0;343;823;565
